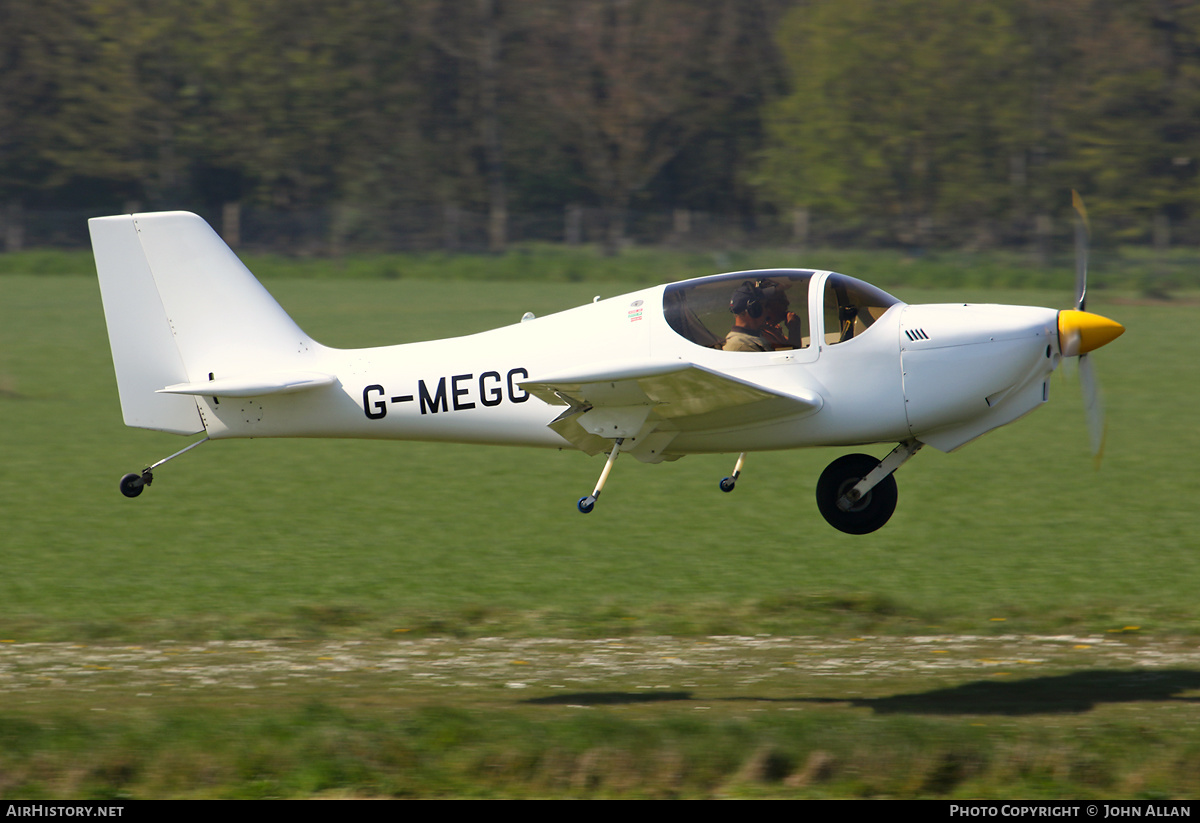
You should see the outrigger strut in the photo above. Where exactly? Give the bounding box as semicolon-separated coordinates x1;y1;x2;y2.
577;437;623;514
118;437;210;498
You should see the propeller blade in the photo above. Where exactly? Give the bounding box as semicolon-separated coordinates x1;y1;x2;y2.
1072;190;1090;312
1078;352;1106;464
1066;192;1115;467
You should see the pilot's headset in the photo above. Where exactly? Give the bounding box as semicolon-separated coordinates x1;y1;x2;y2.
730;281;769;318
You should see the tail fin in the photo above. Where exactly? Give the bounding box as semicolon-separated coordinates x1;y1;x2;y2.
89;211;316;434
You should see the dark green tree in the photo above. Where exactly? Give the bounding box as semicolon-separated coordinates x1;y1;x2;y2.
757;0;1035;244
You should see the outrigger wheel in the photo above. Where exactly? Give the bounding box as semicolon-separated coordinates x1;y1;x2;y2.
118;471;153;498
718;452;746;493
815;453;898;535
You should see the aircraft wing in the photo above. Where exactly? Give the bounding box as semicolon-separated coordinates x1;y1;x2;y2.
522;360;823;455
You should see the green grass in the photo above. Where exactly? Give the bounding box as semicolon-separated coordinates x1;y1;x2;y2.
1;271;1198;798
0;275;1194;642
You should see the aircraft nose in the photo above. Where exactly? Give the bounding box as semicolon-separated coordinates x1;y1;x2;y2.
1058;309;1125;356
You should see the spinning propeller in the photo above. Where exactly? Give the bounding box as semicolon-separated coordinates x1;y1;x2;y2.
1056;191;1124;462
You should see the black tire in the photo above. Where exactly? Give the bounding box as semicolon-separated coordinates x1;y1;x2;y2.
719;477;736;493
815;453;897;535
119;473;145;498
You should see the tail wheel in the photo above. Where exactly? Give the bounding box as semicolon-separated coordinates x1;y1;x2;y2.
119;472;147;498
815;453;897;535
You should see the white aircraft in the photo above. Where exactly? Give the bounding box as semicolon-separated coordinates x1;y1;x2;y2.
89;205;1123;534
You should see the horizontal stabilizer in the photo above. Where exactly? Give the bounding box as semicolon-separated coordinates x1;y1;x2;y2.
158;371;337;398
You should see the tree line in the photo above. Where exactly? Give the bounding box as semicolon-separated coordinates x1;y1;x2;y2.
2;0;1199;252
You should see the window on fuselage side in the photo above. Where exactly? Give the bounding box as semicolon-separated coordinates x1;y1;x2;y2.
663;272;813;351
821;273;901;345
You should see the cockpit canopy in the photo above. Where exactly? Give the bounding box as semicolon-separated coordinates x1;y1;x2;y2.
663;270;901;351
821;272;903;345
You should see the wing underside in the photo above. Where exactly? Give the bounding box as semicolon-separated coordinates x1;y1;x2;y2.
521;361;822;458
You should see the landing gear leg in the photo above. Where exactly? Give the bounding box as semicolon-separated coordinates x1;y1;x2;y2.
578;438;623;514
117;437;210;499
815;440;922;534
719;452;746;493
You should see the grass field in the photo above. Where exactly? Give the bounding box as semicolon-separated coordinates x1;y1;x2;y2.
1;264;1198;797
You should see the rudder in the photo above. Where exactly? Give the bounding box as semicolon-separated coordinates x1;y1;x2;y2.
89;211;316;434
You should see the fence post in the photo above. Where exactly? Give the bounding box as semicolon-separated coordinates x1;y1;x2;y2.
443;203;461;252
671;208;691;245
1154;212;1170;252
565;204;583;246
1033;214;1052;267
792;207;809;248
221;202;241;248
488;204;507;253
3;201;23;253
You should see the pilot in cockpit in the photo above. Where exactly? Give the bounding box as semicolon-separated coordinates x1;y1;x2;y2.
723;281;774;352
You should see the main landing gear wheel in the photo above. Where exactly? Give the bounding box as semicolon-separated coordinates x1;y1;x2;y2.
719;477;736;493
577;495;596;514
815;453;897;535
119;471;152;498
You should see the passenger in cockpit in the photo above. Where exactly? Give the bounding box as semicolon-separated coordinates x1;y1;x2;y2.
760;280;806;350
